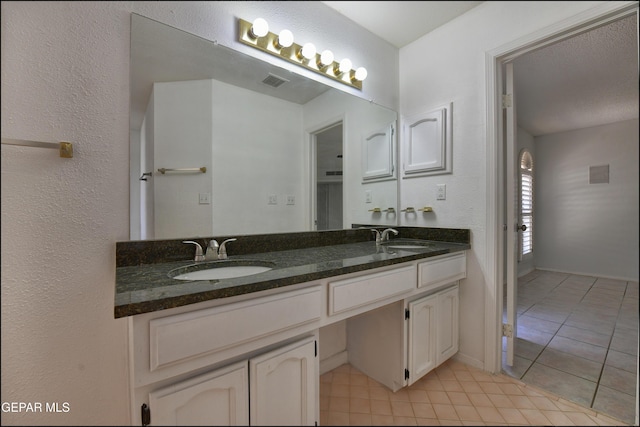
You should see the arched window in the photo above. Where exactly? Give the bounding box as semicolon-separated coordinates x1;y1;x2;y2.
519;150;534;258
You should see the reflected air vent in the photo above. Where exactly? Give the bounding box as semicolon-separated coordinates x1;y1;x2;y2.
325;171;343;176
262;73;289;88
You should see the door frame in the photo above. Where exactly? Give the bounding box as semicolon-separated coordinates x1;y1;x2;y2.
484;1;638;374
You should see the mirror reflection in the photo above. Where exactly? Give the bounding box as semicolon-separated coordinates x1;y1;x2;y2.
130;14;399;240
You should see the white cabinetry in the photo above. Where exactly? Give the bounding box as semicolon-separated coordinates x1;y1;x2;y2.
344;253;464;392
250;337;317;426
148;361;248;426
131;251;467;425
435;285;459;365
146;336;317;426
132;286;321;426
407;284;459;386
406;294;437;383
347;283;460;391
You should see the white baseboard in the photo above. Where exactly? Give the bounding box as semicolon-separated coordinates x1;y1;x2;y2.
453;352;485;372
320;350;349;375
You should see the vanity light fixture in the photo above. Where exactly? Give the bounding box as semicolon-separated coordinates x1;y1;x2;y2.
354;67;368;82
275;29;294;49
335;58;352;75
318;50;334;69
238;18;366;89
299;42;317;61
249;18;269;39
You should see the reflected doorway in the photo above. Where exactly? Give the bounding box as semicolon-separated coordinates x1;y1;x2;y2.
314;123;343;230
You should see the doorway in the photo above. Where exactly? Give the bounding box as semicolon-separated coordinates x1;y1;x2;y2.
313;122;344;230
495;6;638;425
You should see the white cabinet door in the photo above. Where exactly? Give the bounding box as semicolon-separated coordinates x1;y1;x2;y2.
436;286;459;365
362;122;396;181
148;361;248;426
250;336;317;426
402;103;452;177
407;293;438;386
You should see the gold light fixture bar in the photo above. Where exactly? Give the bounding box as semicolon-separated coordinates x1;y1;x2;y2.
238;18;363;90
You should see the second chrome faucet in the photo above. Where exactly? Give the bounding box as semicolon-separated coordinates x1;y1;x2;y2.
371;228;399;244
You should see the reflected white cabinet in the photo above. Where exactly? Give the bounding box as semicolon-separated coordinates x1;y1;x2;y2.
146;336;317;426
362;122;396;181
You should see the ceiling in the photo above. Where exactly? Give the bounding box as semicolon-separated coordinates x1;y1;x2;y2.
322;1;638;136
321;1;484;49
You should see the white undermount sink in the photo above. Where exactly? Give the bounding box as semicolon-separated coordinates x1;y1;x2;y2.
168;261;274;281
383;240;436;250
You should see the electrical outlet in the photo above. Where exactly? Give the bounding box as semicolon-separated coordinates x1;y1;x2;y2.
436;184;446;200
199;192;211;204
365;190;372;203
268;194;277;205
286;195;295;205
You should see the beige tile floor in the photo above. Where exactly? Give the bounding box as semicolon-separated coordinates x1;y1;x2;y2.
502;271;638;425
320;359;629;426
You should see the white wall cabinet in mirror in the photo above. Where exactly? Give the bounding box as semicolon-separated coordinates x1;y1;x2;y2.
402;103;452;177
362;122;396;182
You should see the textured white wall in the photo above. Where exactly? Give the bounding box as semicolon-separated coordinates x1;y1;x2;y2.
153;80;214;239
0;1;397;425
211;79;306;235
534;119;639;280
398;0;615;368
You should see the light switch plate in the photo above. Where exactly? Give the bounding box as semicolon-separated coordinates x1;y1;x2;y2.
268;194;277;205
199;193;211;204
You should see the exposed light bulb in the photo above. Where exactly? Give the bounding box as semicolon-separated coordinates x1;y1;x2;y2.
300;43;316;60
276;29;294;48
354;67;368;81
337;58;352;74
250;18;269;38
318;50;334;67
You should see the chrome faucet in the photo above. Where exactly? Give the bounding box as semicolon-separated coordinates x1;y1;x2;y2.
183;241;205;262
371;229;382;244
205;239;219;261
381;228;399;242
217;238;237;260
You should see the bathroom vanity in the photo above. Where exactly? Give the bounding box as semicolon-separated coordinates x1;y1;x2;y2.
115;227;469;426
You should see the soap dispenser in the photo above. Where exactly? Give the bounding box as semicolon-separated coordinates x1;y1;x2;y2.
205;239;219;261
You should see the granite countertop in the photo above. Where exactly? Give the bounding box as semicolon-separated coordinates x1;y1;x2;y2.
115;237;470;318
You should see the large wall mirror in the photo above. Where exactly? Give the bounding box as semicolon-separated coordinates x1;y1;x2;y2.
129;14;399;240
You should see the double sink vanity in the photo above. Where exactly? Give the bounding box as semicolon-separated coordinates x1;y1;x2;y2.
115;226;470;425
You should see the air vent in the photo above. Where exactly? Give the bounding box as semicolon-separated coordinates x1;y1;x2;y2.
325;171;343;176
262;73;289;88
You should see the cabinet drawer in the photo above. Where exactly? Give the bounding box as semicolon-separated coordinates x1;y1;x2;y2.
418;252;466;291
149;286;321;371
328;265;415;315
